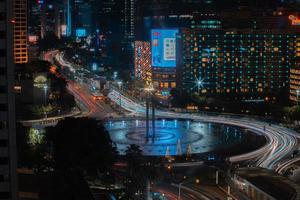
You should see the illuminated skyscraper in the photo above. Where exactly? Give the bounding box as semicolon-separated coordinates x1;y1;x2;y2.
180;28;294;100
0;0;18;199
41;2;65;39
72;1;92;36
123;0;136;45
290;37;300;103
134;41;152;84
64;0;72;37
13;0;28;63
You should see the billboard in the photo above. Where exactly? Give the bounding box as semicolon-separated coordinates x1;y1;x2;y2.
76;28;86;37
151;29;179;67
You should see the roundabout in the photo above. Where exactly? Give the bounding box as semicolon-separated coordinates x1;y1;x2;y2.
108;89;300;171
106;119;265;157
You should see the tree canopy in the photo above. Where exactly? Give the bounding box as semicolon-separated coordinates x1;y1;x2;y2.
45;118;117;174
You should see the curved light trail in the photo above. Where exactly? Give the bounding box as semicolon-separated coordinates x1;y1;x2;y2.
108;90;300;170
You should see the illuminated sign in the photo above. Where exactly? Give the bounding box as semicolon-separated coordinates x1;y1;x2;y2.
76;28;86;37
151;29;179;68
28;35;38;44
289;15;300;26
33;75;47;88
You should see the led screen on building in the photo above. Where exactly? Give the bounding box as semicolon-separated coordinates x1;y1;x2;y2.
151;29;179;67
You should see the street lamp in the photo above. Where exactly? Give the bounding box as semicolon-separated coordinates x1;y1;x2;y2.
117;81;123;90
117;81;123;108
43;85;48;105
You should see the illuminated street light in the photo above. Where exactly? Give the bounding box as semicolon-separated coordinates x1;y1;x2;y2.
113;71;118;80
43;85;48;105
117;81;123;89
117;81;123;108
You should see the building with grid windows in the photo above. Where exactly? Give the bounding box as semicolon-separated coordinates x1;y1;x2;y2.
13;0;28;64
290;37;300;103
179;28;295;100
0;0;18;199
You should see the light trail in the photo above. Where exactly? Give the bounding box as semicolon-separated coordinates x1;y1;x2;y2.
108;89;300;170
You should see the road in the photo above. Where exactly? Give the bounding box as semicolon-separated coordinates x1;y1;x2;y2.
44;50;118;120
152;183;210;200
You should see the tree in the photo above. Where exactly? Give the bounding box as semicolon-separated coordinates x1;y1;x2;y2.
45;118;117;175
30;104;56;117
125;144;143;171
124;145;146;199
284;106;300;122
16;123;46;169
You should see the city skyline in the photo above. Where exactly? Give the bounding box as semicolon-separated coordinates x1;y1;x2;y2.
4;0;300;199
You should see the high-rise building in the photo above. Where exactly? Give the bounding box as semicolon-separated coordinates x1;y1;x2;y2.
0;0;18;199
13;0;28;64
134;41;152;84
63;0;72;37
95;0;120;30
150;29;179;94
122;0;136;47
72;1;92;36
28;0;42;61
290;37;300;103
120;0;137;72
28;0;42;39
179;28;295;100
41;2;64;39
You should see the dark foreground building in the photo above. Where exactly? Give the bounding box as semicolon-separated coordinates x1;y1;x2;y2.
0;0;18;199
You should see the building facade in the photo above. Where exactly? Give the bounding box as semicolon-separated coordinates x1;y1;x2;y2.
14;0;28;64
152;68;177;91
180;28;295;100
290;37;300;103
72;1;92;36
41;1;65;39
0;0;18;199
122;0;136;45
134;41;152;84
